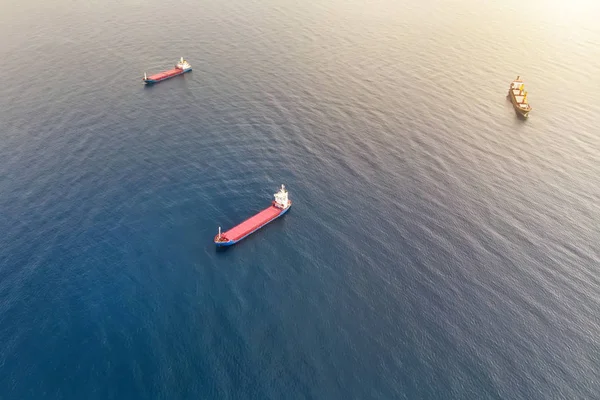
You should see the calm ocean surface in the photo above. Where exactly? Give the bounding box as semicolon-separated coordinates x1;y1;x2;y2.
1;0;600;398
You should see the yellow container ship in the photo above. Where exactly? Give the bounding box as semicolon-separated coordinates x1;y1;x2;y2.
507;76;532;118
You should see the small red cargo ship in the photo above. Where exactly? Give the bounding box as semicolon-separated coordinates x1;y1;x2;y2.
214;185;292;247
143;57;191;84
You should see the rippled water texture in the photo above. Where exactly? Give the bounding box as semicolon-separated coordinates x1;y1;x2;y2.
1;0;599;398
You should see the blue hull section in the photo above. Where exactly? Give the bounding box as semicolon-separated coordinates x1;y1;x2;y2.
215;205;291;247
143;68;191;84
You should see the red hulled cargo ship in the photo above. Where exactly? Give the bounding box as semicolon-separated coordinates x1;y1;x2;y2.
214;185;292;247
143;57;191;84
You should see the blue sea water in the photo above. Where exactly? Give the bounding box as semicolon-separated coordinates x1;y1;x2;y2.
1;0;600;398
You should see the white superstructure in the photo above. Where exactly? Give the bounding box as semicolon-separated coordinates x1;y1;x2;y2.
176;57;192;70
274;184;290;209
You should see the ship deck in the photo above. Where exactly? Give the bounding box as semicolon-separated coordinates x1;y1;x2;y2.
147;68;182;81
223;206;282;241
